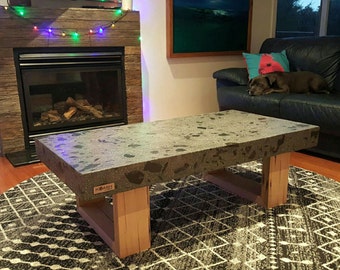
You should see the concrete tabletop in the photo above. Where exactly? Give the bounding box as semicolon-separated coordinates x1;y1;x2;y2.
35;110;319;200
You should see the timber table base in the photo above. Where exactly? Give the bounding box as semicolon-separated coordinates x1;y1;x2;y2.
36;110;319;258
76;186;151;258
76;153;290;258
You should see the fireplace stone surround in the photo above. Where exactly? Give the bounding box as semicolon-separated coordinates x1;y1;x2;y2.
0;7;143;158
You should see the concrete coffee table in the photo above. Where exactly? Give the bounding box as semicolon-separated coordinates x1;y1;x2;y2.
35;110;319;258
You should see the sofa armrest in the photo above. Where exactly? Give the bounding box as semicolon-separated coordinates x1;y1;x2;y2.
213;68;249;86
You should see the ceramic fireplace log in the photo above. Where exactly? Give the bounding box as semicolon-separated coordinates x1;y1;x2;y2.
63;106;77;120
66;97;103;118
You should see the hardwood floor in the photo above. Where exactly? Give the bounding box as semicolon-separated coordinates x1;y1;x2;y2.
0;157;48;194
290;151;340;182
0;151;339;194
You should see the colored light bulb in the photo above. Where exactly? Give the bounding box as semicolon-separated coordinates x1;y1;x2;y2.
15;7;26;16
71;32;79;41
99;27;104;34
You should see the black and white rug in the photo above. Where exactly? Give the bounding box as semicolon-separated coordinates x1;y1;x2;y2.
0;162;339;270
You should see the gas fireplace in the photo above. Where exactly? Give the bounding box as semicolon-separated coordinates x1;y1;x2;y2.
8;46;128;165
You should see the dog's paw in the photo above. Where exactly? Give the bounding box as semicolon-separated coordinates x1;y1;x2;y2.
263;89;274;95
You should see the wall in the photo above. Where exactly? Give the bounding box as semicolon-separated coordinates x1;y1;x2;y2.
134;0;277;121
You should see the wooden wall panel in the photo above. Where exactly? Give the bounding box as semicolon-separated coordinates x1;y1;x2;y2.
0;7;143;155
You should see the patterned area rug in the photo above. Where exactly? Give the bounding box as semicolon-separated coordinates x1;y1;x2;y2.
0;162;339;270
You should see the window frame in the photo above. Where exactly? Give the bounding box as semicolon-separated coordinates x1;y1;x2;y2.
319;0;330;36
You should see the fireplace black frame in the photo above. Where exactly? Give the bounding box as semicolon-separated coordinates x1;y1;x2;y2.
8;46;128;166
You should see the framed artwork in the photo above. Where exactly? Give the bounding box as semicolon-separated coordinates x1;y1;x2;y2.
166;0;253;58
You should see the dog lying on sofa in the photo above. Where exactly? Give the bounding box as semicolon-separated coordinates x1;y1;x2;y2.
212;36;340;159
248;71;330;96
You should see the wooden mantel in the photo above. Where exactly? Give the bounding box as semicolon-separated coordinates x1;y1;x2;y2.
0;7;143;155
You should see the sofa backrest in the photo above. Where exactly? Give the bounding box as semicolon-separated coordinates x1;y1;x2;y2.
260;36;340;93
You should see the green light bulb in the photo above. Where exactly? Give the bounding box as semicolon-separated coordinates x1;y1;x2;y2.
71;32;80;42
15;7;26;16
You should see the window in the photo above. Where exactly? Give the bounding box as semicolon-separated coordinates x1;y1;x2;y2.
276;0;340;37
327;0;340;35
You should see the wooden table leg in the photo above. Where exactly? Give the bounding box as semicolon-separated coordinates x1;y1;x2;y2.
112;186;151;258
261;152;290;208
204;152;291;208
77;186;150;258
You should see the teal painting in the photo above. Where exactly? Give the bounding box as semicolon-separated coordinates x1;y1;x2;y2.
167;0;252;57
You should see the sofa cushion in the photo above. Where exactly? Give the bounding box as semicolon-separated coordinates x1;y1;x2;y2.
217;86;285;117
280;94;340;133
260;37;340;92
242;50;290;79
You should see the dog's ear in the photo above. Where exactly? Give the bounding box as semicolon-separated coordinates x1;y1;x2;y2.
264;74;276;86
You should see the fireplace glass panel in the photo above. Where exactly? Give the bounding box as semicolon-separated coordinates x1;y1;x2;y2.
14;47;127;149
22;66;124;132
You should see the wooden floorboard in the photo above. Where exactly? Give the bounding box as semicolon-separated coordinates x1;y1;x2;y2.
0;152;339;194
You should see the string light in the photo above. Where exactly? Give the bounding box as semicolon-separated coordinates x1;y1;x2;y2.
14;6;26;16
115;9;123;15
71;31;80;42
0;5;130;41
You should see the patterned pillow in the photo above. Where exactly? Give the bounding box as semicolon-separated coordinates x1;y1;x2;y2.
243;50;290;80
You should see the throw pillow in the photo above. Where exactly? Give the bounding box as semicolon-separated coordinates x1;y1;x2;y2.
243;50;290;80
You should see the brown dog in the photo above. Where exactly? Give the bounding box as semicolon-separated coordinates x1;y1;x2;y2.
248;71;330;96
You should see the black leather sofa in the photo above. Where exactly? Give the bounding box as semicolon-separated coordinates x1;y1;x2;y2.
213;36;340;159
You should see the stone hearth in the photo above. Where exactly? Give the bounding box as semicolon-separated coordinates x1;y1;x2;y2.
0;7;143;156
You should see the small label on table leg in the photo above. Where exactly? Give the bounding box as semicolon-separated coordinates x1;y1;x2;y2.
93;183;115;194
